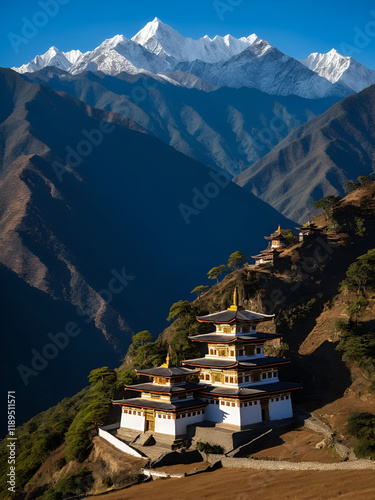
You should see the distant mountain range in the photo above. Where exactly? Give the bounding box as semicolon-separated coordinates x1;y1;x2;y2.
0;68;294;423
23;67;339;176
234;84;375;222
12;17;375;98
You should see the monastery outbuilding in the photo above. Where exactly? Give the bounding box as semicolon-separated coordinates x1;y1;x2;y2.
251;225;286;266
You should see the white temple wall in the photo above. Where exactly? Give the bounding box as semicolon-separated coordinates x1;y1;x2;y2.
153;412;205;436
204;401;223;423
240;401;262;426
120;411;145;431
175;412;205;436
155;415;176;436
204;400;241;426
268;397;292;420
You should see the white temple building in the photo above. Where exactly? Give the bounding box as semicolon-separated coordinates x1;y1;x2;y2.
113;291;301;437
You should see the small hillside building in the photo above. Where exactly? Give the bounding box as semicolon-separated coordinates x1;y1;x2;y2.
252;225;286;266
296;221;324;242
264;225;287;249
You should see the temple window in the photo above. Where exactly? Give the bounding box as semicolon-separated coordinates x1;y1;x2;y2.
205;374;210;381
253;373;260;382
244;376;249;382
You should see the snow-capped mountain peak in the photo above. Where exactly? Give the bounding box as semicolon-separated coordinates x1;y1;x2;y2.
131;18;257;63
241;34;259;45
301;48;375;92
131;17;175;53
100;34;128;49
63;49;83;64
10;18;375;97
12;46;74;74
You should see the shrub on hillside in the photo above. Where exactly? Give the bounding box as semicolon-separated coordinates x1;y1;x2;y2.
41;468;94;499
340;249;375;296
347;412;375;459
196;441;223;455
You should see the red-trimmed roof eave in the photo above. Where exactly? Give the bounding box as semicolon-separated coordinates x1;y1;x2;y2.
238;359;291;369
112;401;208;412
199;385;302;398
182;361;238;369
124;385;204;395
189;334;283;343
196;317;270;324
135;370;200;378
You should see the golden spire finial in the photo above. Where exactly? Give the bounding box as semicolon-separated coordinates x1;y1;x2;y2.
228;287;244;311
161;350;170;367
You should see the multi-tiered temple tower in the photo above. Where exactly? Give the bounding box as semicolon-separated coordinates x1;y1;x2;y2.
252;225;287;266
115;291;301;436
113;355;207;437
182;290;301;428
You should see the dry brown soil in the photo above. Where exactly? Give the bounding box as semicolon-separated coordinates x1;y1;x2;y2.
86;468;375;500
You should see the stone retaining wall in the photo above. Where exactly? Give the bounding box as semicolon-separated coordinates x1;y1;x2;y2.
206;455;375;470
98;425;145;458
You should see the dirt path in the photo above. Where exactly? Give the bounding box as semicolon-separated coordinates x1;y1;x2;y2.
86;468;375;500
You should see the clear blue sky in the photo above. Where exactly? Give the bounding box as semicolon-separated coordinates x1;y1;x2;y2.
1;0;375;69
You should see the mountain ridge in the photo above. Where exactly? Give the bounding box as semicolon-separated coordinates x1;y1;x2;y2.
22;67;341;177
234;84;375;222
11;18;369;98
301;48;375;93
